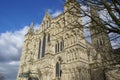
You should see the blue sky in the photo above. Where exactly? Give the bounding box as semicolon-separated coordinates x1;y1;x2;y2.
0;0;64;33
0;0;64;80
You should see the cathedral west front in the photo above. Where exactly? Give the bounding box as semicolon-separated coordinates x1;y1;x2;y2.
17;0;116;80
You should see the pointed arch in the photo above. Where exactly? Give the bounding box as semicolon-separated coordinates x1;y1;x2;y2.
56;62;60;77
55;62;62;78
42;33;46;57
55;43;57;53
60;41;62;51
58;42;59;52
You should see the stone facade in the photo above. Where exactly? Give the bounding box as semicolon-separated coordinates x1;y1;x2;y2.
16;0;116;80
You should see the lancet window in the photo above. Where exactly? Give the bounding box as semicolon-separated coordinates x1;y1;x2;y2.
41;33;46;57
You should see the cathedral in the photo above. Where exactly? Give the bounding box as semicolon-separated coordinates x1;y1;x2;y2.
17;0;117;80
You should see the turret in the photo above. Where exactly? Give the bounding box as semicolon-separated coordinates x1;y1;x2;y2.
27;22;34;35
17;22;35;80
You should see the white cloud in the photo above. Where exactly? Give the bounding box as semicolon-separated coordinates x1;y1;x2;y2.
48;9;62;18
8;61;20;66
0;26;29;80
52;10;62;17
0;25;39;80
34;24;40;31
0;26;29;62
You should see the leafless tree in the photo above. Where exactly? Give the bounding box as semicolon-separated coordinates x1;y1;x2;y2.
78;0;120;34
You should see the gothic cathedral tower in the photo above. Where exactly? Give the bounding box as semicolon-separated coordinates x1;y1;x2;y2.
89;4;113;80
62;0;91;80
90;4;112;61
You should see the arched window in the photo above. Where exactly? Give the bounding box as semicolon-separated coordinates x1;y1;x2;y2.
42;33;46;57
56;62;60;77
60;40;64;52
60;41;62;51
56;59;62;78
55;44;57;53
48;34;50;42
38;40;41;59
58;42;59;52
47;21;49;27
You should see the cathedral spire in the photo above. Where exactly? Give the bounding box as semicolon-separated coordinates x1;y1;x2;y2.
27;22;34;34
30;21;34;28
45;9;51;18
